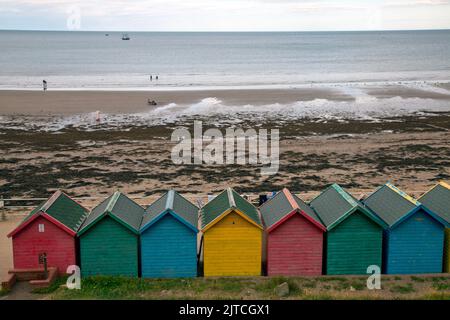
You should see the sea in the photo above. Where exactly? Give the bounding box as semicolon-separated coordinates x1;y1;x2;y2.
0;30;450;131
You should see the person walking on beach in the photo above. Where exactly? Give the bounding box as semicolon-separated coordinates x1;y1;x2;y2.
150;75;153;81
156;75;159;80
43;80;47;92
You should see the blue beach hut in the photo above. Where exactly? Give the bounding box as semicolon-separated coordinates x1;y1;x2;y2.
363;183;447;274
140;190;199;278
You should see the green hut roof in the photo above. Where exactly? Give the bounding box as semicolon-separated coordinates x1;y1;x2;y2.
363;183;419;227
260;188;323;229
18;191;88;232
141;190;198;230
419;182;450;224
201;188;261;229
309;184;385;230
309;184;358;228
79;191;144;234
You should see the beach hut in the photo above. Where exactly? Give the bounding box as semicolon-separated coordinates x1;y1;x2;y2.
140;190;199;278
201;188;263;276
259;188;326;276
8;190;89;274
363;183;446;274
78;191;144;277
310;183;385;275
418;182;450;272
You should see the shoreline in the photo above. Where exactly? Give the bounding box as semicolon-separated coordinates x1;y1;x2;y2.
1;85;450;116
1;79;449;92
0;88;354;115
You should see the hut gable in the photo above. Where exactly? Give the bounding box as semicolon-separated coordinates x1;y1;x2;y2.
8;190;89;237
260;188;324;232
201;188;263;276
364;183;446;228
310;184;385;230
363;183;418;227
419;182;450;273
201;188;262;231
8;190;88;273
79;192;144;235
140;190;198;278
260;188;325;276
364;183;446;274
141;190;198;232
419;182;450;225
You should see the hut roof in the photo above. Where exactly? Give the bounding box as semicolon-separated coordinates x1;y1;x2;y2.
8;190;89;237
141;190;198;232
419;182;450;225
363;183;447;228
259;188;325;232
79;191;144;235
201;188;262;230
363;183;419;227
310;183;385;230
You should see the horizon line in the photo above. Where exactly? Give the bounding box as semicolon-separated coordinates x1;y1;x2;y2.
1;28;450;33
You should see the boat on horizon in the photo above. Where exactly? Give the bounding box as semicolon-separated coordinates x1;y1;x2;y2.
122;33;130;40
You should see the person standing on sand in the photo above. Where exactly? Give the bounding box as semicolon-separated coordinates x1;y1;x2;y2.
150;75;152;81
156;75;158;80
43;80;47;92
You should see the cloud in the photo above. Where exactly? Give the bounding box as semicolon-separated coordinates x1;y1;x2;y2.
384;0;450;7
1;0;450;30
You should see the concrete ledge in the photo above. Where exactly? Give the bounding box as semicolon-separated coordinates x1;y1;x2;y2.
8;267;59;288
29;268;58;288
8;268;46;281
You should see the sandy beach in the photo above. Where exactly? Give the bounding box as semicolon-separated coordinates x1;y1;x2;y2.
0;88;355;115
1;84;450;280
0;216;18;280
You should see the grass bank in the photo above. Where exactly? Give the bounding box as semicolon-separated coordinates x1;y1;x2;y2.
45;274;450;300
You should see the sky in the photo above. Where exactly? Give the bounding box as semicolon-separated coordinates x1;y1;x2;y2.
1;0;450;31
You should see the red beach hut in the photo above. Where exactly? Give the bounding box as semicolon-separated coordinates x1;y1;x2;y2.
7;191;89;274
259;188;326;276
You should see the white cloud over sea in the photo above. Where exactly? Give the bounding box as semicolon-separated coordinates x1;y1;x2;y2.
1;0;450;31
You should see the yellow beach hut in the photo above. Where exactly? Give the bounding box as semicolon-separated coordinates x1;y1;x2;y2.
201;188;263;276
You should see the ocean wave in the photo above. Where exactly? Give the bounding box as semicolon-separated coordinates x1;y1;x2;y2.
0;95;449;132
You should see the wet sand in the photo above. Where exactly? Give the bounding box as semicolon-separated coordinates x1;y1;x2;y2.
367;86;450;100
1;85;450;116
0;88;354;116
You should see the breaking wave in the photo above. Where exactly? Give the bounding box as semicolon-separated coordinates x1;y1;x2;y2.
1;95;450;132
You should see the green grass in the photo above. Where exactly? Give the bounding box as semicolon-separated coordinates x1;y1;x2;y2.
330;279;365;291
0;288;10;297
410;276;426;283
423;293;450;300
432;282;450;291
32;276;68;294
430;276;448;282
389;283;415;294
348;281;366;291
300;280;317;288
317;277;347;282
52;276;255;300
254;276;300;296
45;274;449;300
302;294;333;300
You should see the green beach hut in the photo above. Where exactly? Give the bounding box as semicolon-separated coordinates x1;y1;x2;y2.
309;184;386;275
78;191;144;277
